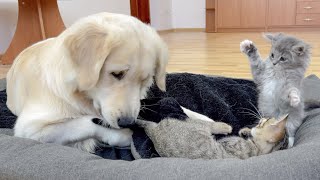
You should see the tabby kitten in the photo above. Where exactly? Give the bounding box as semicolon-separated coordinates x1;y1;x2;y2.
137;116;287;159
240;33;311;147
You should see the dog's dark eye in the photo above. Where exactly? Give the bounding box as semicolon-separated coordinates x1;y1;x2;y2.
111;71;126;80
280;57;285;61
270;53;274;59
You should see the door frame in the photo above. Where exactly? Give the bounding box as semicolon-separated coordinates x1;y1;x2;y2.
130;0;150;24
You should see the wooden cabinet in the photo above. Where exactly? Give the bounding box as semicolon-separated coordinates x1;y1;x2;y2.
217;0;241;28
206;0;216;32
207;0;320;32
296;0;320;26
241;0;267;28
296;14;320;25
268;0;296;26
297;1;320;14
216;0;267;30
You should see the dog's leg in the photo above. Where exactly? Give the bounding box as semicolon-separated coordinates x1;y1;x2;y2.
15;116;132;152
181;106;214;122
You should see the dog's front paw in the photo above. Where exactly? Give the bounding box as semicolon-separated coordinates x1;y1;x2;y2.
92;118;111;128
240;40;256;55
289;91;301;107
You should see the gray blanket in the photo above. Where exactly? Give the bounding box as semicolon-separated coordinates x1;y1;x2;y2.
0;75;320;179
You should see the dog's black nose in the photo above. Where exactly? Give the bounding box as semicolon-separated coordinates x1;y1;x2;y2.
118;117;135;128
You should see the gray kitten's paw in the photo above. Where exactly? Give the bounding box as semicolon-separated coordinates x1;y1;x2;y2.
240;40;257;55
289;90;301;107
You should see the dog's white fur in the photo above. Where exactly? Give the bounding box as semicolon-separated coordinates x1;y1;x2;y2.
6;13;168;152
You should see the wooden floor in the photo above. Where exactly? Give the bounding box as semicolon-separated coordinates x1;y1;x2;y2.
161;31;320;79
1;31;320;79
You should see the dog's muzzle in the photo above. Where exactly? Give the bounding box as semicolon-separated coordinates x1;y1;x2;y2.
118;117;135;128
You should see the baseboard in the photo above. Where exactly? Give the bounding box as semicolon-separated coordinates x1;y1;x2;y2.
214;26;320;33
173;28;205;32
158;28;205;34
157;29;174;34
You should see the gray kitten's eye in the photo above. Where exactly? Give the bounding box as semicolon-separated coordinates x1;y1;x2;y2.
270;53;274;59
280;57;285;61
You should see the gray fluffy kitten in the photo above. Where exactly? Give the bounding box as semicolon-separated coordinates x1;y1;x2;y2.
136;117;287;159
240;33;311;147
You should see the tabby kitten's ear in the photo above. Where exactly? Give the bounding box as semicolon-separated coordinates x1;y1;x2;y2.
267;114;288;143
275;114;289;128
292;43;310;56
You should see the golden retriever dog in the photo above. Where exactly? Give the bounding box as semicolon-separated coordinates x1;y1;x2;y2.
6;12;168;152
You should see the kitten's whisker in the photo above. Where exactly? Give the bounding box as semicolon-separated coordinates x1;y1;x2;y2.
243;112;260;120
239;111;260;120
248;101;263;118
140;107;158;113
238;107;259;116
239;109;260;119
141;102;161;107
238;107;261;120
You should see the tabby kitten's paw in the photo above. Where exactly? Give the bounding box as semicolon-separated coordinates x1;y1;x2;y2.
289;90;301;107
239;127;252;139
213;122;233;135
223;124;233;134
240;40;257;55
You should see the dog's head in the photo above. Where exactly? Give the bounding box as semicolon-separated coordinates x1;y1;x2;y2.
62;13;168;128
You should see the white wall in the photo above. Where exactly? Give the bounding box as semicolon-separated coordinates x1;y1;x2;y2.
149;0;205;30
149;0;172;30
0;0;205;53
0;0;18;54
0;0;130;53
172;0;205;29
58;0;130;27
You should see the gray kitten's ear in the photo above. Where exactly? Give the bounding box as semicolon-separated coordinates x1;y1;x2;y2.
292;43;310;56
263;33;284;42
263;33;275;42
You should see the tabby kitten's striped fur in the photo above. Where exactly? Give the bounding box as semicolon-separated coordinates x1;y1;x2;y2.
137;116;287;159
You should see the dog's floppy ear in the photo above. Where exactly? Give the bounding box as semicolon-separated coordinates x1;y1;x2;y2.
64;23;118;91
155;43;168;91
